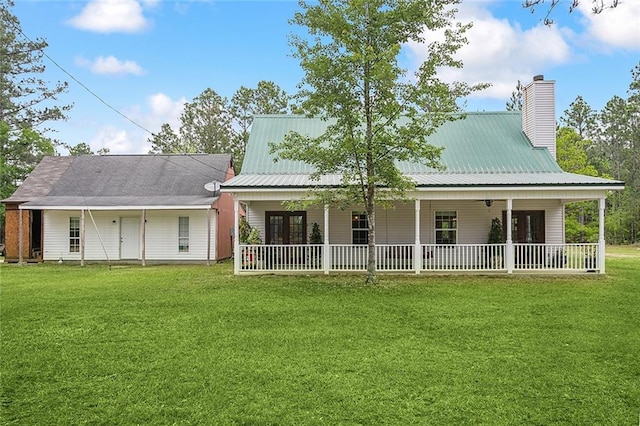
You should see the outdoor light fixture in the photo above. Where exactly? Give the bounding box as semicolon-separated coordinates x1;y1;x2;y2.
485;200;493;207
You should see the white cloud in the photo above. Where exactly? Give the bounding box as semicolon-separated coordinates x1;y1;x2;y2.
89;126;138;154
67;0;151;33
405;2;573;99
89;93;186;154
577;1;640;50
76;55;146;76
127;93;186;133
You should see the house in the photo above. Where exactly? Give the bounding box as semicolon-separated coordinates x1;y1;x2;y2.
2;154;236;265
221;76;625;275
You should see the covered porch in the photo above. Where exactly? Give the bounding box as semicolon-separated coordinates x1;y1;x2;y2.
232;194;609;275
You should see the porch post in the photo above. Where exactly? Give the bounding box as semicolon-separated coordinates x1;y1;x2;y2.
80;209;85;267
414;199;421;274
233;198;240;274
206;208;211;267
506;199;513;273
324;204;330;275
141;209;146;267
18;207;24;265
598;197;606;274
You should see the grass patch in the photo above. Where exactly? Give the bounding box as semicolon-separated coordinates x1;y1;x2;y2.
1;249;639;424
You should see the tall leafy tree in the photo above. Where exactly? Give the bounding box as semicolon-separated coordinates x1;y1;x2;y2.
149;88;233;154
149;82;289;171
599;95;628;181
505;80;524;111
592;64;640;243
596;95;630;243
230;81;290;167
619;63;640;242
556;127;598;177
1;0;71;240
270;0;487;283
180;88;234;155
561;96;597;140
0;0;71;131
556;127;599;242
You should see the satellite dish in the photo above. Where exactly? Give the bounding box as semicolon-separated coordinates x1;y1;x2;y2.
204;181;220;192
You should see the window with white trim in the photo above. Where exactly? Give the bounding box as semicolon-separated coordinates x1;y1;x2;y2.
178;217;190;253
69;217;80;252
352;212;368;244
435;211;457;244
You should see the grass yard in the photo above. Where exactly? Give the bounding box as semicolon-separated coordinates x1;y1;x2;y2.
1;247;639;425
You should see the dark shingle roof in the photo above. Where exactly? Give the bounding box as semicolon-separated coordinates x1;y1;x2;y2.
3;156;74;202
3;154;232;208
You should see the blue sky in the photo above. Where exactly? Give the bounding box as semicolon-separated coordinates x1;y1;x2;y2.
11;0;640;154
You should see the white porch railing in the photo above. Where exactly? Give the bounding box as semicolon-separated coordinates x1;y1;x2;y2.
421;244;505;271
237;243;601;274
513;243;599;271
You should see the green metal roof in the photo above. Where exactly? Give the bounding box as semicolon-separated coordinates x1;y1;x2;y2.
240;112;562;175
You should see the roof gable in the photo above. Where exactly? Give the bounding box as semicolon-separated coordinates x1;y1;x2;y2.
240;113;562;175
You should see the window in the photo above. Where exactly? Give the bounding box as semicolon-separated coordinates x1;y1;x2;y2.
69;217;80;252
178;217;189;252
352;212;368;244
435;211;457;244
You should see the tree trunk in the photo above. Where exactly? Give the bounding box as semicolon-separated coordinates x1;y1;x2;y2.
366;180;377;284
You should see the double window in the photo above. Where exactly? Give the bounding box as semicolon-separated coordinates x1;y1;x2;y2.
178;217;190;252
352;212;368;244
435;211;457;244
69;217;80;252
265;212;306;245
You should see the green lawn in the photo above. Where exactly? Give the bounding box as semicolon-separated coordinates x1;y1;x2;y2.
1;247;639;425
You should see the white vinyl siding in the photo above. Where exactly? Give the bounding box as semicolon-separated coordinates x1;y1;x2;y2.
523;79;556;158
43;209;216;262
244;199;564;247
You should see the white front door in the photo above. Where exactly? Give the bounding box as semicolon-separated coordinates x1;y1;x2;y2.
120;217;140;259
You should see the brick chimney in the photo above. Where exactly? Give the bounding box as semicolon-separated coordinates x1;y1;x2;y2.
522;75;556;159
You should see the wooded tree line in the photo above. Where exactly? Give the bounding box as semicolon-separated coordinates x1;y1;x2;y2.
507;65;640;244
147;81;290;170
562;63;640;244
